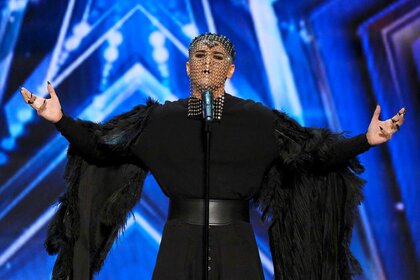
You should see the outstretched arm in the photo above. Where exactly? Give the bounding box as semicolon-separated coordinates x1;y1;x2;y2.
320;105;406;168
20;82;113;161
273;105;406;171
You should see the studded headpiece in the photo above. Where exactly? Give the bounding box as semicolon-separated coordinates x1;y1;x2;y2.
189;32;236;62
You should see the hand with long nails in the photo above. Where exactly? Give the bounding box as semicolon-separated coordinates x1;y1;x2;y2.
20;82;63;123
366;105;406;146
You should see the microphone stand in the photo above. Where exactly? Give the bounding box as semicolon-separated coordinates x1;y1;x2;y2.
204;121;211;280
202;90;213;280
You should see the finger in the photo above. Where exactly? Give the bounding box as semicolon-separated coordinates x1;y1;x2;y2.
397;107;406;116
389;108;406;128
390;109;403;124
379;126;392;139
388;118;398;131
37;99;47;114
389;121;399;133
20;87;37;106
47;81;58;99
398;107;405;126
386;119;396;132
20;87;31;101
372;104;381;121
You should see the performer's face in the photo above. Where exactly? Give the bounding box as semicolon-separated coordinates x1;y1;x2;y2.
186;41;235;93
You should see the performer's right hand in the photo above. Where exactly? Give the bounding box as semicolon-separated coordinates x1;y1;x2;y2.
20;82;63;123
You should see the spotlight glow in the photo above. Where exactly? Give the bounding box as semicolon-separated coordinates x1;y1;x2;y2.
395;202;405;211
64;37;81;51
17;108;33;122
9;124;23;138
152;47;169;63
104;47;119;62
108;31;123;46
149;31;165;47
1;137;15;151
73;22;91;37
0;152;7;165
182;23;199;38
8;0;26;11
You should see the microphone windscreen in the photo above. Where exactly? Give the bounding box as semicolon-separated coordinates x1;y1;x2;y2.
202;90;213;121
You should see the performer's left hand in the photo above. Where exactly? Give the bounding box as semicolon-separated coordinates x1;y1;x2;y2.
366;105;405;146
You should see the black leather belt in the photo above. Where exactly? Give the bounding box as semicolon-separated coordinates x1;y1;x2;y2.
167;198;250;226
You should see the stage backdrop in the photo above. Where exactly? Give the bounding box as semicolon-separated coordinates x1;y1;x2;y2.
0;0;419;279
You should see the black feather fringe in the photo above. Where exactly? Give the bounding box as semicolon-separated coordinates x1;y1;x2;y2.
44;100;159;279
254;110;366;280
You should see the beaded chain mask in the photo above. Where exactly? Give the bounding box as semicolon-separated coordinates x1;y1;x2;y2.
187;33;235;120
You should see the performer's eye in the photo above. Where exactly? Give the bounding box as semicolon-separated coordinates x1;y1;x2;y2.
213;55;224;60
194;53;206;58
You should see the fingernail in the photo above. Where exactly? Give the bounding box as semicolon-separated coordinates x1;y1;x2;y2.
47;81;51;85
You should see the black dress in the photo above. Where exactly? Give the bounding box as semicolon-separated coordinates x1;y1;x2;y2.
50;93;371;279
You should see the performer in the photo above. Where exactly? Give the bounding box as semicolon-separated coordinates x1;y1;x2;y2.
20;33;404;280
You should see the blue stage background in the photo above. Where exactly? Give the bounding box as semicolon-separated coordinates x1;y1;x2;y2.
0;0;419;279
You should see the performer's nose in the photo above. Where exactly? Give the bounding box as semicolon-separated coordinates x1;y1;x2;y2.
205;56;211;65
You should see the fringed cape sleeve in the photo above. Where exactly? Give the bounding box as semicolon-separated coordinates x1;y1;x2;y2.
44;99;159;280
255;110;371;280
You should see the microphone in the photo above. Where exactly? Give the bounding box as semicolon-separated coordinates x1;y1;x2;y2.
201;89;214;122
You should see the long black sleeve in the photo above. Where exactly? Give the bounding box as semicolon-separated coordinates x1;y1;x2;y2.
273;109;372;172
318;133;372;169
55;114;110;161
